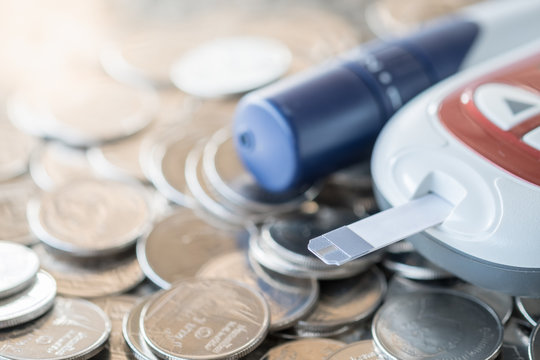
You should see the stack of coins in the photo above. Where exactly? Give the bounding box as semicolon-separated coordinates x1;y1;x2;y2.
0;1;539;359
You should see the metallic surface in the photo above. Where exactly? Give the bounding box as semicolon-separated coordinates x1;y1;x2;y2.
0;270;56;329
0;241;40;299
0;297;111;360
28;179;151;257
141;278;270;360
373;290;503;360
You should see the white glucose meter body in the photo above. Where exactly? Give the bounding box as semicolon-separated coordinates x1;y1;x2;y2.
371;42;540;296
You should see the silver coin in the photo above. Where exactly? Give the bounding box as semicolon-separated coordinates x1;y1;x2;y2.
197;250;319;331
92;296;138;360
29;142;97;191
185;140;250;225
34;244;145;298
260;338;345;360
202;128;318;213
10;71;158;147
170;36;291;98
501;317;532;360
259;206;381;273
0;115;37;182
0;297;111;360
28;179;151;258
382;250;454;280
0;176;39;245
141;278;270;360
372;290;504;360
137;208;244;289
531;323;540;360
326;340;386;360
0;241;40;299
0;270;55;329
141;126;201;207
296;267;387;333
516;297;540;327
122;295;160;360
249;226;372;280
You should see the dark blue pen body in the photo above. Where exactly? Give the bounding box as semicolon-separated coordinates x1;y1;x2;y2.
233;18;479;192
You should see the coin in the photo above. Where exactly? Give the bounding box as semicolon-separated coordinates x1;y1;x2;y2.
34;244;145;298
142;127;203;207
185;140;249;225
141;278;270;360
382;250;454;280
0;270;56;329
122;296;160;360
372;290;503;360
10;71;158;147
326;340;386;360
0;115;37;182
92;296;138;360
260;338;346;360
29;142;97;191
0;176;38;245
197;250;319;331
0;241;40;299
0;297;111;360
28;179;151;258
531;323;540;360
170;36;291;98
295;267;386;333
516;297;540;327
202;128;318;213
137;208;244;289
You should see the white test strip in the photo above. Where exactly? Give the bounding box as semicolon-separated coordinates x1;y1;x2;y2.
308;193;454;265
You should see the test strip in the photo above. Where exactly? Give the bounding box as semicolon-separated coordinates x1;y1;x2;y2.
308;193;454;265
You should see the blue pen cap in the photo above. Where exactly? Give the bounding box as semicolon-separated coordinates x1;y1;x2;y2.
233;63;383;192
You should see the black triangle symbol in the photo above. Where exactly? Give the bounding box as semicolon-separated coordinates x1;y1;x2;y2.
504;98;535;115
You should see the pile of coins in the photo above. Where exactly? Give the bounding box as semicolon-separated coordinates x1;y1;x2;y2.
0;1;539;360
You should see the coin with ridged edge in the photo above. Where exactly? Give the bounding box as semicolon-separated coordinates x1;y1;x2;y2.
0;241;40;299
28;179;151;258
372;290;503;360
260;338;346;360
0;270;56;329
0;297;111;360
141;278;270;360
